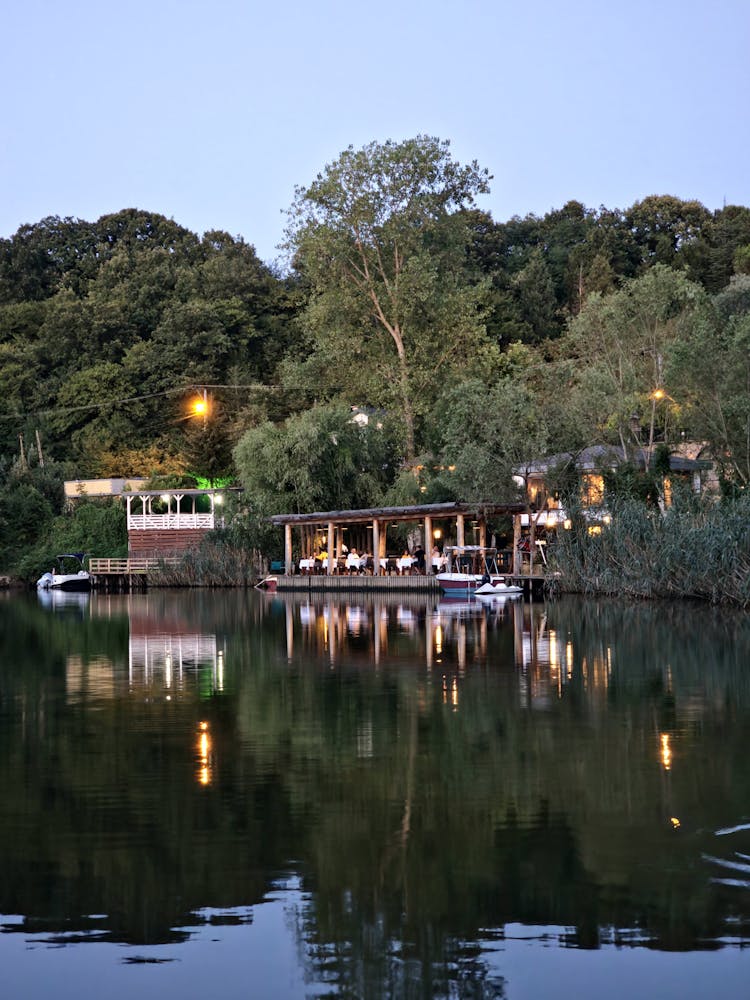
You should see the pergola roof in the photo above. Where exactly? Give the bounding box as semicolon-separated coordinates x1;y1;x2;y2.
269;501;525;527
127;488;242;497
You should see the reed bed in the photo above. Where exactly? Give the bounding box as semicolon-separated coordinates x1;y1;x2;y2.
549;494;750;608
148;535;266;588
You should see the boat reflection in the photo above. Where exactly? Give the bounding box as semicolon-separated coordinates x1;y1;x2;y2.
37;588;90;613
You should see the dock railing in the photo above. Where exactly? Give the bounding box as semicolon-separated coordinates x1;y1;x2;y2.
88;557;179;575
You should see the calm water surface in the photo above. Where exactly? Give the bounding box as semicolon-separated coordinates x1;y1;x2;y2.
2;588;750;999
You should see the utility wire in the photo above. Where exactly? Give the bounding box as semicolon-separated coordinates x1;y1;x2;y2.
0;383;274;423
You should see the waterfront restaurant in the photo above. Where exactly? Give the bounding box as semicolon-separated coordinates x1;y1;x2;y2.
269;501;527;577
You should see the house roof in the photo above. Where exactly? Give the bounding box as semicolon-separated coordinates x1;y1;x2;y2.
518;444;705;476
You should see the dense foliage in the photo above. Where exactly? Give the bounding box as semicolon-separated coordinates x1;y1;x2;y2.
2;137;750;580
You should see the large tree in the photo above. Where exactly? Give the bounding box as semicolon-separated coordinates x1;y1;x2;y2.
667;275;750;487
284;136;492;460
561;265;707;456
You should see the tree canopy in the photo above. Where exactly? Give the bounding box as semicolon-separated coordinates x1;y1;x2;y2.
1;140;750;575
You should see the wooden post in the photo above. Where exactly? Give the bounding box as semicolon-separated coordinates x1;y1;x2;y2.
478;518;486;549
284;524;292;576
372;520;380;574
513;514;521;575
424;515;432;572
327;521;334;575
456;514;465;548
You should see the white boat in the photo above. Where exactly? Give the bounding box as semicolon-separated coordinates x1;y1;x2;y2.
36;553;91;592
437;546;514;597
475;580;523;597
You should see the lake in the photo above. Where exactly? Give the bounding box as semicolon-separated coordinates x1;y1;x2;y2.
1;588;750;999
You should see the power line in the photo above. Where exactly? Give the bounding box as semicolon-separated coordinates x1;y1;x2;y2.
0;383;275;424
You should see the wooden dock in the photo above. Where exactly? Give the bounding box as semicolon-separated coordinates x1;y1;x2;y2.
272;573;547;597
274;573;440;594
88;558;156;592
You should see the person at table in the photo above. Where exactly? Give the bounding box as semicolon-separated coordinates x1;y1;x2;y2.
414;545;426;574
345;547;360;573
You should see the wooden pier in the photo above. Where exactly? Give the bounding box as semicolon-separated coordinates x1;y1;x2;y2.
88;558;155;593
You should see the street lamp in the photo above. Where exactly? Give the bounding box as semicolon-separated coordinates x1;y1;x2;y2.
192;389;209;428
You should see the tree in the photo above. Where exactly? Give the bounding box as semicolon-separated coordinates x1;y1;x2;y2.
668;275;750;486
512;248;558;342
561;265;706;456
234;403;397;515
430;375;549;504
284;136;492;460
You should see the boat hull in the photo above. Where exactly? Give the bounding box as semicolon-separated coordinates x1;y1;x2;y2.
37;572;91;592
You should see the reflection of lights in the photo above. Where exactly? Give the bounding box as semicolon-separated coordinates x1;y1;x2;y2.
197;721;212;786
451;677;459;711
566;641;573;675
660;733;672;771
671;817;681;829
435;625;443;655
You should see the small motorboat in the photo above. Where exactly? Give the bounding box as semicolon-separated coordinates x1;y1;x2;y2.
475;580;523;597
36;553;91;592
437;546;515;597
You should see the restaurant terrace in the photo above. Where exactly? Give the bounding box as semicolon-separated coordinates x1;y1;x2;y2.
269;501;531;590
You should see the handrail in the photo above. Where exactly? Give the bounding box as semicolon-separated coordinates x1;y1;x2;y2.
89;557;179;574
127;513;215;530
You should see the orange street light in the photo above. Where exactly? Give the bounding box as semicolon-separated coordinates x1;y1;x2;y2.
192;389;209;427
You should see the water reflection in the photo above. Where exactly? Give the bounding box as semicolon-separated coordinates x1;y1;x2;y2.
3;591;750;997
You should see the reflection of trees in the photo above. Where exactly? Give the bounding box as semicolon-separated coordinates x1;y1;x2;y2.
2;591;750;981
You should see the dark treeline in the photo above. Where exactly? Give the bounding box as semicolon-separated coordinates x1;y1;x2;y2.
2;137;750;579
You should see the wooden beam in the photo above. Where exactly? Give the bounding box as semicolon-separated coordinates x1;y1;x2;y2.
456;514;465;548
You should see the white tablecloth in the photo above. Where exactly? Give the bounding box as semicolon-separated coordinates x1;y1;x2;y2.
345;554;365;570
397;557;415;573
299;558;315;571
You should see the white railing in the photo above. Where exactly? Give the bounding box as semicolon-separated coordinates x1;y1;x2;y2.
127;513;215;531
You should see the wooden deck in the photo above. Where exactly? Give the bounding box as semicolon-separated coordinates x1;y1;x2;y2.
274;573;441;594
272;573;547;597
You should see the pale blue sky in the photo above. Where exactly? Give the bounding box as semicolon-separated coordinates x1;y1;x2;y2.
2;0;748;265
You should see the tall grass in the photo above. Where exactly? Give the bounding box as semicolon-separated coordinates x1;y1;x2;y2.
549;492;750;607
149;534;267;588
